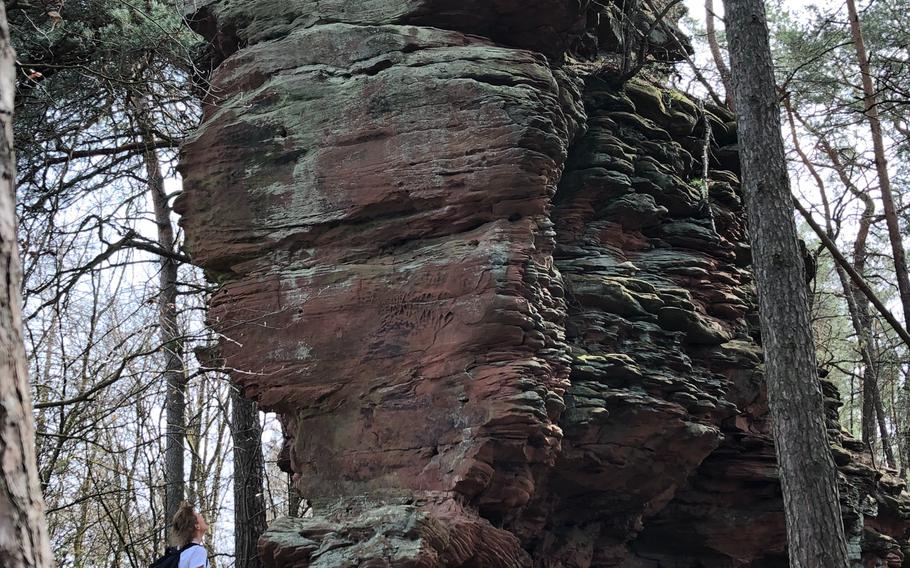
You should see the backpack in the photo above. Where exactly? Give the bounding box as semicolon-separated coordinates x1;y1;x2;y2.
149;543;201;568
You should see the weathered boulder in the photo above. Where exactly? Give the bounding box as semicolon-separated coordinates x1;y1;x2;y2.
177;20;585;525
177;1;910;566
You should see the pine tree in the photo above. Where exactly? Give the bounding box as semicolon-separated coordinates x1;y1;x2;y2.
0;2;53;566
722;0;851;565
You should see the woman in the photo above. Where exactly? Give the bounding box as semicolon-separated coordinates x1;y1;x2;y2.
171;502;210;568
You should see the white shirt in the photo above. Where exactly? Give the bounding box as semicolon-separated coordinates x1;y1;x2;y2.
178;544;209;568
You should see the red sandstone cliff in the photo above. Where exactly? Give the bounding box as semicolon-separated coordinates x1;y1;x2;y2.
175;2;910;566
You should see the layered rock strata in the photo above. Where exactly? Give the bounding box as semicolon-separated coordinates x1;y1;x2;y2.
176;2;910;566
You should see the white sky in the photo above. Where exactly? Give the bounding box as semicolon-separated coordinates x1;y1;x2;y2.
684;0;822;21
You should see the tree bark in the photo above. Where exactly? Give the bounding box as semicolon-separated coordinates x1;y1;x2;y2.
231;387;267;568
137;103;186;525
845;0;910;333
722;1;850;566
0;2;54;565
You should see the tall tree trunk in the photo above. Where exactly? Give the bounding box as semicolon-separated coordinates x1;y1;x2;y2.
137;102;186;524
722;1;850;566
231;387;267;568
845;0;910;332
705;0;734;109
0;3;53;566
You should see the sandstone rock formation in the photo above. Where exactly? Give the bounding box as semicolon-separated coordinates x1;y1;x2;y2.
176;1;910;566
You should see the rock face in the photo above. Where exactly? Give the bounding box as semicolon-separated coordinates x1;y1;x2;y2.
176;2;910;566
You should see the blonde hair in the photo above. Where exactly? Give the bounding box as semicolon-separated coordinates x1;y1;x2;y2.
170;501;198;546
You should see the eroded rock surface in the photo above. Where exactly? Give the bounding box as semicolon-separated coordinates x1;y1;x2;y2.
177;1;910;566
